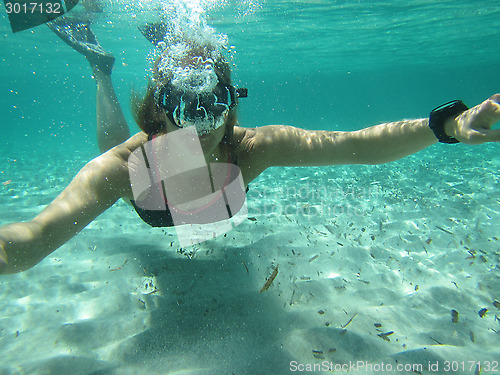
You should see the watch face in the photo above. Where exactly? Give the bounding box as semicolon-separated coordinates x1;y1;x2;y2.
432;100;462;113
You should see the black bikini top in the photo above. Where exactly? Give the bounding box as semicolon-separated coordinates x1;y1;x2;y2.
130;134;247;228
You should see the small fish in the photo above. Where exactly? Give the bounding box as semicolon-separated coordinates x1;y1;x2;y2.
259;265;279;293
377;331;394;342
436;225;453;235
478;308;488;317
429;337;443;345
308;254;319;262
342;313;357;329
242;261;249;274
289;289;296;306
312;350;324;359
324;225;336;234
451;309;459;323
2;180;11;186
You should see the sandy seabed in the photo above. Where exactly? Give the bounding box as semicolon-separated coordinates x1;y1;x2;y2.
0;144;499;375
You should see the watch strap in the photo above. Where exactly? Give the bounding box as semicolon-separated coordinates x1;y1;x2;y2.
429;100;468;144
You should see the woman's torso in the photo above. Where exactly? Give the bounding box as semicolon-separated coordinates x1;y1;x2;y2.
113;127;258;202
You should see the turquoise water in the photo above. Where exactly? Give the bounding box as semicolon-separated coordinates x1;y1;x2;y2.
1;0;499;155
1;1;499;374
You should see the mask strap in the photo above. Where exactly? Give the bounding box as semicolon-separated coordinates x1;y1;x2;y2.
228;86;248;110
157;85;182;128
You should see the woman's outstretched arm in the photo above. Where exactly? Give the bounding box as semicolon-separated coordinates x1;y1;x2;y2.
0;147;131;274
241;95;500;169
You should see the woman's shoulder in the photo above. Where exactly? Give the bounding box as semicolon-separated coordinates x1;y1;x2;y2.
85;132;147;173
231;125;271;184
113;132;149;159
86;132;148;199
233;124;286;155
233;124;289;149
232;125;257;151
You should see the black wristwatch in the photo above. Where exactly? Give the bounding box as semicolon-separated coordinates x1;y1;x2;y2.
429;100;468;144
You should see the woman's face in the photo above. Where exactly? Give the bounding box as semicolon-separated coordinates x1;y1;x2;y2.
197;121;226;152
154;48;233;154
162;109;228;154
157;77;233;154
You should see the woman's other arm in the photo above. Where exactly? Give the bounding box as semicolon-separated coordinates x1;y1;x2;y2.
0;148;131;274
243;95;500;169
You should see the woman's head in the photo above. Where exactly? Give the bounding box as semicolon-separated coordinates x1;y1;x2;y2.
132;41;239;149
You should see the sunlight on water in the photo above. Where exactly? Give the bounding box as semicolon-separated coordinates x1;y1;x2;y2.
104;0;260;24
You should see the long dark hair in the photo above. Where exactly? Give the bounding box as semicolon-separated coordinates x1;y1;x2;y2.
131;45;239;149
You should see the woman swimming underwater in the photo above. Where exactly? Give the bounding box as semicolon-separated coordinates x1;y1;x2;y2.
0;19;499;274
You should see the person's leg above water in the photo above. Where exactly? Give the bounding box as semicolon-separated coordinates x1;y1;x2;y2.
48;17;131;153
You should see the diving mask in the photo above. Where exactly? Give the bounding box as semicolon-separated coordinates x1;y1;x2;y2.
157;81;248;135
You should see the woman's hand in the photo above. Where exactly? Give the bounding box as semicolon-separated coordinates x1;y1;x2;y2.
445;94;500;144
